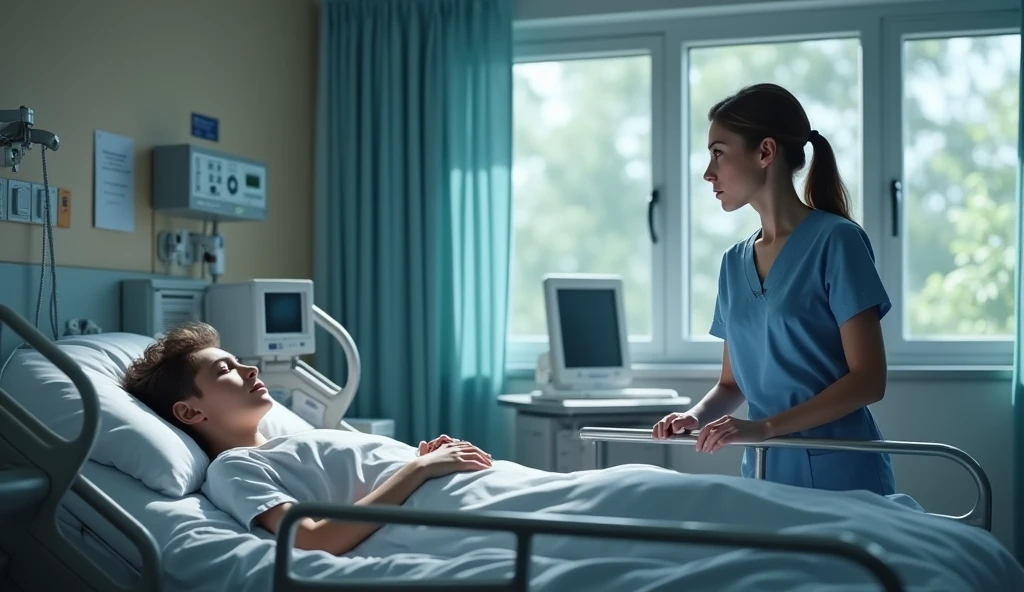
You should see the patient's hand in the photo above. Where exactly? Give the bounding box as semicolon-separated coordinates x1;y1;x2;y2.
413;441;493;479
419;434;466;455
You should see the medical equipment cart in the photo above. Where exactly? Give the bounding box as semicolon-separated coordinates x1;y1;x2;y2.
497;394;693;472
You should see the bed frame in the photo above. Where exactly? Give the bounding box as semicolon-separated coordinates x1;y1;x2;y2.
0;304;994;592
0;306;161;592
579;426;992;530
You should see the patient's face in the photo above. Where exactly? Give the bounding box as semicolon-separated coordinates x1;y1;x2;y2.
176;347;273;432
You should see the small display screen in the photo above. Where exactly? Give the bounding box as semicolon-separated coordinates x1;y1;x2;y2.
246;174;260;189
264;292;303;334
556;288;623;368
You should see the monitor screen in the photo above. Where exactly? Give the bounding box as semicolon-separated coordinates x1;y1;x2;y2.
264;292;304;334
556;288;623;368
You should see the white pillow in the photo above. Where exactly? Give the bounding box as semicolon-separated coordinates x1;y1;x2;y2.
1;332;208;497
1;332;316;497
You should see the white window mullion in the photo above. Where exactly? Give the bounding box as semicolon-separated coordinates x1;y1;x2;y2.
648;33;670;363
878;13;907;364
662;27;688;365
676;36;725;366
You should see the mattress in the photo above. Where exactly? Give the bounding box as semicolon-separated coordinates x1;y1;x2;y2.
56;505;138;589
59;461;149;572
59;461;284;592
59;458;1024;592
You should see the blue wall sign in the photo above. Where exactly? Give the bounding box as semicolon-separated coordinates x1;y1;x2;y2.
191;113;219;142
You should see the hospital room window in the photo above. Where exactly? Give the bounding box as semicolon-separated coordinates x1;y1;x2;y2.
898;33;1020;341
510;53;654;341
685;38;863;339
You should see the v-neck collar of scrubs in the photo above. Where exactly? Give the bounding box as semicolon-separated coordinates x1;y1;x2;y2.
744;208;824;296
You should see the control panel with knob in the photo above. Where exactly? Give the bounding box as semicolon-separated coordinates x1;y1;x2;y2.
152;144;267;222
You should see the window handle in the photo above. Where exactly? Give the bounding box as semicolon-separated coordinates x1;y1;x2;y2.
648;188;660;244
890;179;902;237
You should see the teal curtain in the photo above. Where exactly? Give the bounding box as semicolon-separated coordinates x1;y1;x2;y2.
313;0;513;457
1014;3;1024;564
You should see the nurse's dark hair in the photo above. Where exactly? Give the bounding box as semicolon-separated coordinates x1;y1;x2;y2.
708;83;852;221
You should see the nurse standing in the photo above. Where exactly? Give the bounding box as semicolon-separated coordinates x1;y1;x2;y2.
652;83;895;495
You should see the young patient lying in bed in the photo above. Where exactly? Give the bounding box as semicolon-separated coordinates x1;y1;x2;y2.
117;322;1024;592
121;322;496;556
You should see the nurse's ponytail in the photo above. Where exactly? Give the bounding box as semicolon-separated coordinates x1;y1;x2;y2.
805;131;852;221
708;83;853;222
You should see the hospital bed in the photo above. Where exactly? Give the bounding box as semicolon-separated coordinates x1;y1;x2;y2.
1;304;1022;592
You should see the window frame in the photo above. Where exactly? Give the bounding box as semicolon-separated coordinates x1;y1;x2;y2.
507;34;668;369
673;19;872;365
879;10;1021;366
508;0;1022;372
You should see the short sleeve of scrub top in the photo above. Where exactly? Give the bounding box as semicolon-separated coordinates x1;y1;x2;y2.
823;222;892;326
709;254;729;340
709;209;896;495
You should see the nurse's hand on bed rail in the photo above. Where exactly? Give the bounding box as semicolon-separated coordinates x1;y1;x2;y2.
695;415;769;453
412;441;493;479
652;412;699;440
653;413;769;453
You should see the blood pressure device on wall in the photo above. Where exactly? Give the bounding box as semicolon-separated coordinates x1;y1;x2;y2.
152;144;267;222
204;279;360;430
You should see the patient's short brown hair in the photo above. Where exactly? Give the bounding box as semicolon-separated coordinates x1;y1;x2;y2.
122;322;220;444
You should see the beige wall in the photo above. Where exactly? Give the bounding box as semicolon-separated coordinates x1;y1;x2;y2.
0;0;316;282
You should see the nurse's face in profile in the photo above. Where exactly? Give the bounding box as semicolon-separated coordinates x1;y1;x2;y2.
702;120;768;212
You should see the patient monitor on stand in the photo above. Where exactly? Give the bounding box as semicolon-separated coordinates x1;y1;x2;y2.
532;274;679;402
204;279;360;430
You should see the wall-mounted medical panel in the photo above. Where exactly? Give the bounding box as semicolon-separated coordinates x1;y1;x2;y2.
152;144;267;222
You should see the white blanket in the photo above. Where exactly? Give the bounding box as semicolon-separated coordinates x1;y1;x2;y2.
330;461;1022;591
84;453;1022;592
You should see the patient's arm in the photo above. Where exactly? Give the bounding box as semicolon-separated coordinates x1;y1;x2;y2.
257;442;491;555
256;460;427;555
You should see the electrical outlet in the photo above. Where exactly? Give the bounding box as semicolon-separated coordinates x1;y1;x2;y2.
157;229;196;266
0;177;7;221
64;318;103;336
7;179;31;223
30;183;58;225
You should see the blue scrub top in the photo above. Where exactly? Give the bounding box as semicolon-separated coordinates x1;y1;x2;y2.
710;208;896;495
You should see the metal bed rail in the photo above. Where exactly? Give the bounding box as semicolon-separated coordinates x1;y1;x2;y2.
0;304;161;592
578;427;992;531
273;503;905;592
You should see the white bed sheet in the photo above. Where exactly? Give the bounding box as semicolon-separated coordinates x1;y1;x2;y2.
68;457;1024;592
